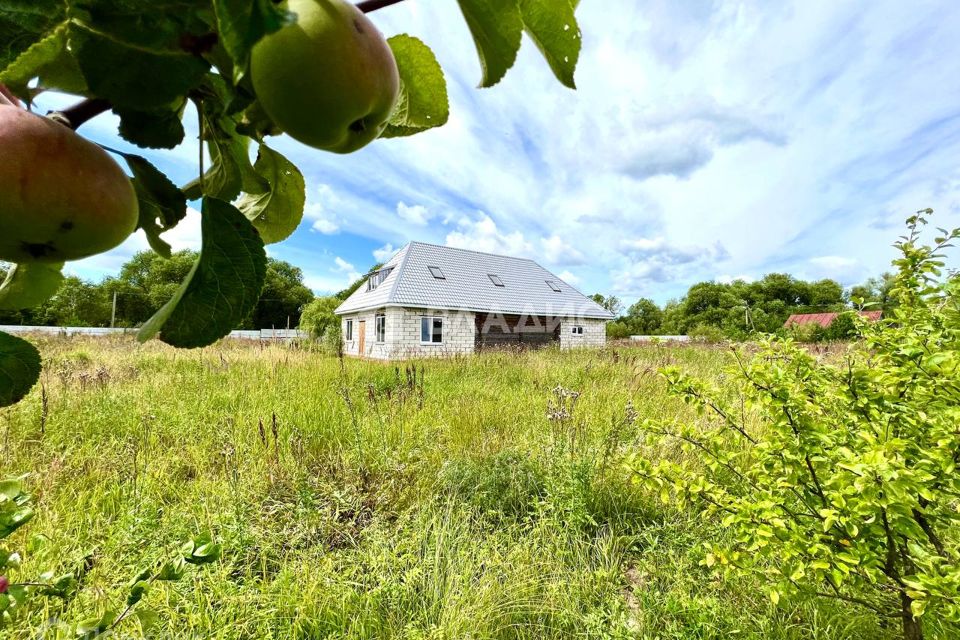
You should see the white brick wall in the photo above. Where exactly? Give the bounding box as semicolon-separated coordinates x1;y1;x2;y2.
559;317;607;349
340;308;476;359
340;310;606;358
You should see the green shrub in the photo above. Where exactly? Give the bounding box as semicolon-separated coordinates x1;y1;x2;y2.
687;324;725;343
631;211;960;640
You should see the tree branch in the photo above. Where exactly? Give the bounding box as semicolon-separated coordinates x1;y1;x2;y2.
47;98;111;130
357;0;407;12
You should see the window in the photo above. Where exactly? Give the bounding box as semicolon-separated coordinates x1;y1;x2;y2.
366;267;393;291
428;266;445;279
345;319;353;341
421;316;443;343
488;274;504;287
571;325;584;335
375;314;386;343
546;280;562;292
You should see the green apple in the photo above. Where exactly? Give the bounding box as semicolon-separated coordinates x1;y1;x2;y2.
0;104;139;263
251;0;400;154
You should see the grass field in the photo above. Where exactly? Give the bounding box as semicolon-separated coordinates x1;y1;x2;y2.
2;337;895;639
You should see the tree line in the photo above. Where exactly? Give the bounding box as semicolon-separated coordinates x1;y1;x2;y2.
0;251;315;330
593;272;895;340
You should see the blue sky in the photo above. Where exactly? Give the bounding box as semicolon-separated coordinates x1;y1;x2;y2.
43;0;960;306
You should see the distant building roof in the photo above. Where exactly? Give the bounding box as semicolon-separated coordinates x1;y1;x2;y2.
784;310;882;328
335;242;614;319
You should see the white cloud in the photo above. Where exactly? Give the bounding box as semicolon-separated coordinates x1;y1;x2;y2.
806;256;864;283
396;202;433;226
542;235;586;266
716;274;755;284
303;184;342;235
373;243;396;262
333;257;353;272
558;270;582;285
445;213;534;257
611;237;731;295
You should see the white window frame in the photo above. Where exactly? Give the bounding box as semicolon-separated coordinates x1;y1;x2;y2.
345;319;353;341
420;316;444;344
375;313;386;343
571;325;584;335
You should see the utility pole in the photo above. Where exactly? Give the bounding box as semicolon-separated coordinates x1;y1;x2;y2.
110;291;117;328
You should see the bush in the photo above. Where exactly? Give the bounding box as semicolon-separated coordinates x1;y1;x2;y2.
299;296;341;340
606;320;631;340
631;212;960;640
687;324;725;343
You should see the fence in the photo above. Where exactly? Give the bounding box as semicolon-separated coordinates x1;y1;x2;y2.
0;325;308;341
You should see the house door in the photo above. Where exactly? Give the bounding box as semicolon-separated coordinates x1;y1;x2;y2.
358;320;366;354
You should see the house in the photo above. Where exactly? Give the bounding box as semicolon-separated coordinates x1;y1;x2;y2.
335;242;614;359
783;310;882;328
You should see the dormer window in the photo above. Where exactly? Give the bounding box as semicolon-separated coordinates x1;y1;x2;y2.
546;280;561;292
366;267;393;291
488;274;504;287
428;266;445;279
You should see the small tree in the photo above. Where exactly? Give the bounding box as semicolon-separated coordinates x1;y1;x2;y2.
631;211;960;640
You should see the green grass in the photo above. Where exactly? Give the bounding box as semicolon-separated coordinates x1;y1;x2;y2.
1;337;893;638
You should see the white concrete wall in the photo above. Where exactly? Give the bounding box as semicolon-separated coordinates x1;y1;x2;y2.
340;308;476;359
559;317;607;349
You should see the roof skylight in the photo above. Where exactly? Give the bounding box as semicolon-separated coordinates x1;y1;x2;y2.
546;280;561;292
488;274;504;287
428;266;445;279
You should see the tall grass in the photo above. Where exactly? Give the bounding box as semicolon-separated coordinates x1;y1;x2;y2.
1;337;891;638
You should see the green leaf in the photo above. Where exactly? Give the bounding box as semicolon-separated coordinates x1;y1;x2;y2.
0;0;66;74
134;607;159;631
0;23;86;97
155;557;186;581
235;144;305;244
456;0;523;88
122;153;188;258
137;197;266;348
116;106;186;149
213;0;292;80
0;262;65;310
127;580;149;606
519;0;581;89
184;117;267;202
0;331;41;408
70;24;209;110
383;35;449;138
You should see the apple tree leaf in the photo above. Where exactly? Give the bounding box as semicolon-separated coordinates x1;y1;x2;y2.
456;0;523;88
0;262;65;310
122;153;187;258
116;106;186;149
213;0;293;80
383;35;449;138
184;100;268;202
236;144;305;244
0;0;66;74
70;24;209;110
519;0;581;89
138;197;266;348
0;23;87;98
0;331;41;408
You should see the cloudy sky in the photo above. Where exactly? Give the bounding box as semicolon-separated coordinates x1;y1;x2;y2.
46;0;960;305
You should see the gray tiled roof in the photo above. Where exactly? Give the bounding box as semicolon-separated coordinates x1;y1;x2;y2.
335;242;614;319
